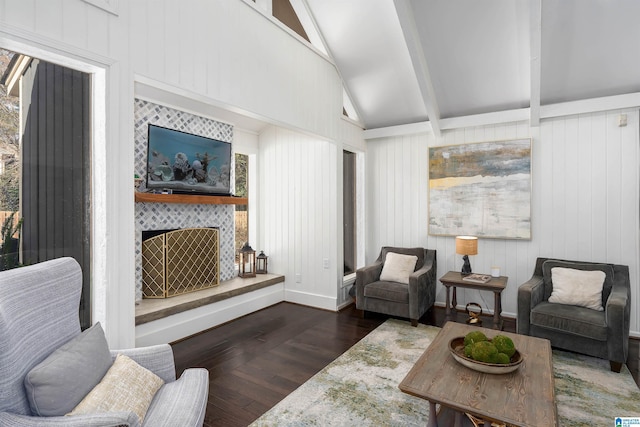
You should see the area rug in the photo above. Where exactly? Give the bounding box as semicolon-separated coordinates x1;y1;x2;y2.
250;319;640;427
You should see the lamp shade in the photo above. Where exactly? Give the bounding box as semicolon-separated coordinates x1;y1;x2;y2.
455;236;478;255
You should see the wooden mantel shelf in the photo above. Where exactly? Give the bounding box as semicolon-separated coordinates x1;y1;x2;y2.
135;192;248;205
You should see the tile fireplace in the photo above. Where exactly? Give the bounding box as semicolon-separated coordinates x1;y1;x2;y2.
134;98;236;301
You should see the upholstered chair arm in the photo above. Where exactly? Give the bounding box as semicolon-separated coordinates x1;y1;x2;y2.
605;267;631;363
408;257;437;321
142;368;209;427
355;262;383;303
110;344;176;383
0;411;140;427
516;275;544;335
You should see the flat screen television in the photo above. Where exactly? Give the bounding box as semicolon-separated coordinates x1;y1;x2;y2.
146;124;232;195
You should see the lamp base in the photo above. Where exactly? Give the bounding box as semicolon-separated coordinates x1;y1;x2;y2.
461;255;472;275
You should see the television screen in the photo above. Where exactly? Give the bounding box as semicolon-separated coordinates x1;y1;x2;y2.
146;124;232;195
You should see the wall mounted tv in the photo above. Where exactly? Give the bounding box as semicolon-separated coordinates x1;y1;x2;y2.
146;124;232;196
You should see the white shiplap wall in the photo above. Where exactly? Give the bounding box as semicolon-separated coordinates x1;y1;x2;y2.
366;109;640;336
258;126;341;310
126;0;343;141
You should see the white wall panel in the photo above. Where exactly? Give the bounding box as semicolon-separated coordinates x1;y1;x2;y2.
62;2;89;48
144;1;164;77
128;1;148;75
1;0;36;32
34;0;62;40
234;128;259;153
259;126;339;310
0;0;342;139
366;110;640;336
86;5;110;56
162;1;181;85
340;117;365;152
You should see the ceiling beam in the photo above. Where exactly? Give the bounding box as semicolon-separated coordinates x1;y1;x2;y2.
363;108;531;140
541;92;640;119
440;108;530;131
393;0;441;137
364;91;640;140
363;121;432;140
530;0;542;127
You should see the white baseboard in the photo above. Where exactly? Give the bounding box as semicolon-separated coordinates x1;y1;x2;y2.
284;288;337;311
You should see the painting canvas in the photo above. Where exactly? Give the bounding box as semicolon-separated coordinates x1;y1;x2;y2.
428;139;531;239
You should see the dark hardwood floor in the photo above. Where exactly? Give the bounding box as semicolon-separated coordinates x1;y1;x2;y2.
171;302;640;427
171;302;384;427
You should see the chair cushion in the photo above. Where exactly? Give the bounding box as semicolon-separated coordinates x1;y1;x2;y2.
542;260;614;305
530;301;608;341
24;322;112;416
548;267;606;311
67;353;164;424
363;281;409;303
379;252;418;285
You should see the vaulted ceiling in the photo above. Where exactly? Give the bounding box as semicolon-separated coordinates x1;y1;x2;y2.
303;0;640;133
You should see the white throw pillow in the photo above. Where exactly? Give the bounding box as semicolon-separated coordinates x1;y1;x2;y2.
379;252;418;284
548;267;606;311
67;354;164;423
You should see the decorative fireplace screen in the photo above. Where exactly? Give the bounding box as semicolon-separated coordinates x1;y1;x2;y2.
142;227;220;298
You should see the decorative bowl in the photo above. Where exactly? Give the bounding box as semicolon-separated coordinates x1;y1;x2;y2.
449;337;523;374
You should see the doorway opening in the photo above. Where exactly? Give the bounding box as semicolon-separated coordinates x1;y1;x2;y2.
343;150;356;276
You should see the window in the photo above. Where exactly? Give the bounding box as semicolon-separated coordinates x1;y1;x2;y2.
234;152;249;263
273;0;310;42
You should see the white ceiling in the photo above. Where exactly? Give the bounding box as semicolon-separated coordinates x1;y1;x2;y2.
304;0;640;131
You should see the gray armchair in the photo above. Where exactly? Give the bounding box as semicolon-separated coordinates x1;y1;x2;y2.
517;257;631;372
356;247;437;326
0;257;209;426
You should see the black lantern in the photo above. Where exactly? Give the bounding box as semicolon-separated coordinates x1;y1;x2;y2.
256;251;268;274
239;242;256;278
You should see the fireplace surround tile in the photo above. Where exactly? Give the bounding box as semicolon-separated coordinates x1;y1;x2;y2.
134;99;236;301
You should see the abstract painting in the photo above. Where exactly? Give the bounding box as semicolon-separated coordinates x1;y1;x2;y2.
428;139;531;239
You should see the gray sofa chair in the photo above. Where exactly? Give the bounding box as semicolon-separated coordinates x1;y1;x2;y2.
517;257;631;372
0;257;209;426
356;247;437;326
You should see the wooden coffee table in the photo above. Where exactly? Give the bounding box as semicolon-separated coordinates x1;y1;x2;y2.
399;322;557;427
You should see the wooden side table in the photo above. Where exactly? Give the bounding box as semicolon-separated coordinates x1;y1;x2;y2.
439;271;508;330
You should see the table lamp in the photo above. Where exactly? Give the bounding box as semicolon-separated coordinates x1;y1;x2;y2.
455;236;478;275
